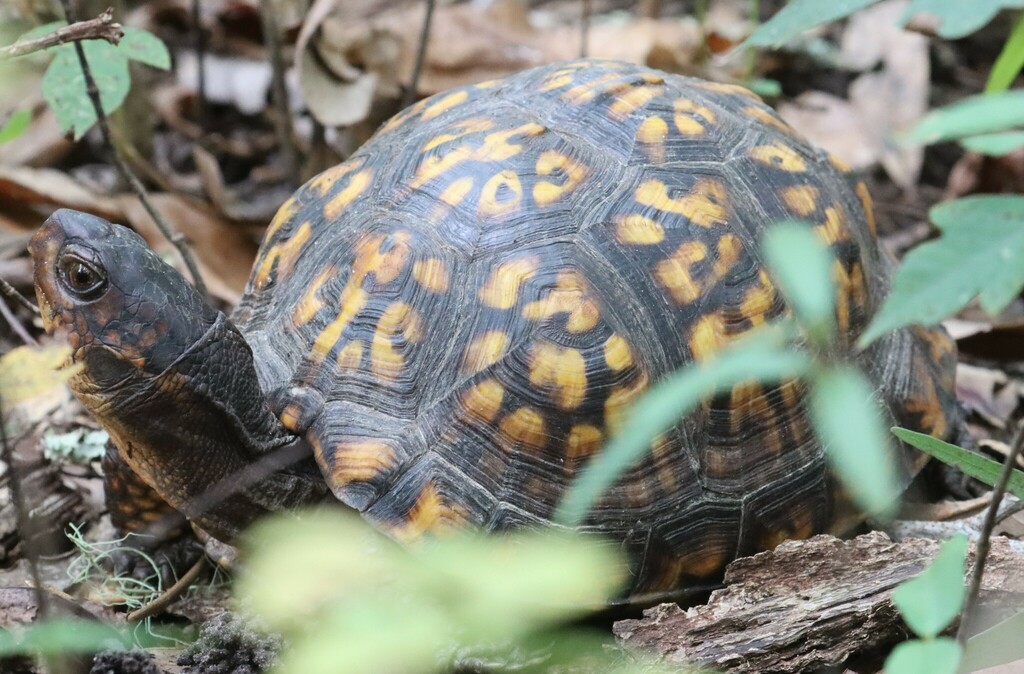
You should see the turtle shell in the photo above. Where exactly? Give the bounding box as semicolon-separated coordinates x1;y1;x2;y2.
233;59;959;598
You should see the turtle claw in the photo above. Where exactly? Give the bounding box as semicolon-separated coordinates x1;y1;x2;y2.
108;533;205;589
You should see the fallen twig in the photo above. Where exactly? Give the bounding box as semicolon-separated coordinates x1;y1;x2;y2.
260;0;299;180
191;0;208;129
126;555;208;623
61;2;209;301
580;0;592;58
0;7;122;60
0;278;39;316
0;400;50;632
0;296;37;346
957;419;1024;644
404;0;437;109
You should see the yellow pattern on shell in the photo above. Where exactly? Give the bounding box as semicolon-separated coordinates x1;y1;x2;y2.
533;151;589;207
780;185;820;217
293;266;335;326
331;440;397;484
371;302;423;381
254;221;312;289
521;270;600;333
566;424;604;460
422;90;469;120
478;256;540;310
498;407;547;452
636;116;668;163
412;258;450;294
750;143;808;172
478;170;523;218
635;178;729;228
336;340;364;370
411;123;546;189
325;169;373;220
460;378;505;423
603;334;634;372
461;330;510;374
614;213;665;245
654;241;707;304
528;343;588;410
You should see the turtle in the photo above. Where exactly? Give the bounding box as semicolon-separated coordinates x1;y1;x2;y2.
29;59;960;603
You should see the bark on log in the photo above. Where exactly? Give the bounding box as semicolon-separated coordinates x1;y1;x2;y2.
613;532;1024;674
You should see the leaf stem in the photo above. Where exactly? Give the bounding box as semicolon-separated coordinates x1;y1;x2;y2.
404;0;437;109
0;7;123;61
61;2;208;301
957;419;1024;644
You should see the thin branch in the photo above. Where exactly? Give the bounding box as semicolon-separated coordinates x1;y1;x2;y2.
0;278;39;316
957;420;1024;644
260;0;299;180
580;0;592;58
62;2;209;301
0;401;49;623
191;0;208;129
126;555;207;623
404;0;437;109
0;7;122;60
0;297;37;346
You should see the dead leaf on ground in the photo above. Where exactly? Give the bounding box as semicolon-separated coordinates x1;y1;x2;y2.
0;166;123;221
781;0;928;186
945;148;1024;200
956;363;1021;429
294;0;702;129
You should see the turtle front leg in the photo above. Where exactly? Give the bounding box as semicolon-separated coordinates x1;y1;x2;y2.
102;446;203;586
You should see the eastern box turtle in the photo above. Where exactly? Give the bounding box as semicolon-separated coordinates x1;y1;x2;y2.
30;59;960;602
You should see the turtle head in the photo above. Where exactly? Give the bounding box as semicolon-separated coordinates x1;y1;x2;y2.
29;209;327;539
30;209;218;405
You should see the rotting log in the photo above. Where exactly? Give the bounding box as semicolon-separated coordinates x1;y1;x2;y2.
613;532;1024;674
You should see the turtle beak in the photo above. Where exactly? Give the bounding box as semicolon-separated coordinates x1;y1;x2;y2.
29;211;72;334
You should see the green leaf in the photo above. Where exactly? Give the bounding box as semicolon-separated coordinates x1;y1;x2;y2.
42;40;130;140
744;0;883;47
892;535;968;638
961;131;1024;156
885;638;962;674
556;325;811;526
988;13;1024;92
118;27;170;70
808;366;900;517
0;618;121;656
860;196;1024;346
891;428;1024;500
900;0;1024;40
911;91;1024;145
763;221;836;344
0;109;31;143
961;610;1024;673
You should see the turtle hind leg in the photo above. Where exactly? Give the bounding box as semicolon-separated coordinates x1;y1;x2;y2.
101;446;203;587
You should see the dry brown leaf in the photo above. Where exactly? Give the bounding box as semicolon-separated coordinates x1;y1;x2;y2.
778;92;879;170
955;363;1020;429
0;166;123;220
782;0;928;186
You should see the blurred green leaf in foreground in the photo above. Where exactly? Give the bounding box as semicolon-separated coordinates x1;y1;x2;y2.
238;510;676;674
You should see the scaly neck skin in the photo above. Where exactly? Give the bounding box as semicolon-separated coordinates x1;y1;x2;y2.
77;313;330;540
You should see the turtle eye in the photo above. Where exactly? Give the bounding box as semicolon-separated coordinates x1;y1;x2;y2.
59;254;107;298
